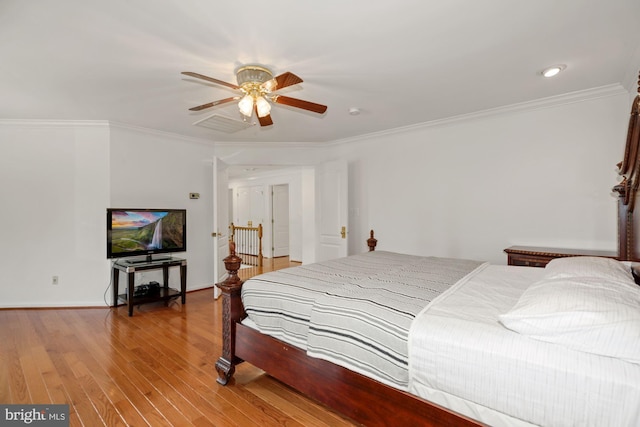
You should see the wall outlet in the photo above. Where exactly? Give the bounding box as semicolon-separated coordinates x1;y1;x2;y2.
52;276;59;285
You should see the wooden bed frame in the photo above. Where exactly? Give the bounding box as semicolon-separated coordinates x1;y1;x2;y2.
215;76;640;427
614;75;640;260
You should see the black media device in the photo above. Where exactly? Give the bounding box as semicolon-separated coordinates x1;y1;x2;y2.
133;281;161;297
107;208;186;262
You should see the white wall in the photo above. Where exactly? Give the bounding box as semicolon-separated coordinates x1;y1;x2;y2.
0;87;632;307
300;168;316;264
109;125;217;292
0;122;110;307
0;121;220;307
337;91;629;264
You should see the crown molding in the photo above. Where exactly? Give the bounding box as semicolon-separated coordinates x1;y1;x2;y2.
327;83;629;147
0;119;221;147
1;83;630;149
0;119;110;129
108;121;325;149
107;121;217;146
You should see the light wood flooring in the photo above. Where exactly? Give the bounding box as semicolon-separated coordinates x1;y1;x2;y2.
0;257;359;427
237;256;300;281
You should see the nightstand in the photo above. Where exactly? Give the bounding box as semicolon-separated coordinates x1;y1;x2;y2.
503;246;618;268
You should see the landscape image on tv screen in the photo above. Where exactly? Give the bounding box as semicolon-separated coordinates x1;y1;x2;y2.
110;210;185;255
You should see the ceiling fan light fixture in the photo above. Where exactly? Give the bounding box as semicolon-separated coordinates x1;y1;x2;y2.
255;96;271;118
183;65;327;128
263;78;277;92
238;94;254;117
236;65;274;87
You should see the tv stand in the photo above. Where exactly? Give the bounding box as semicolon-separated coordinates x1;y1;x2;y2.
111;257;187;316
125;255;173;265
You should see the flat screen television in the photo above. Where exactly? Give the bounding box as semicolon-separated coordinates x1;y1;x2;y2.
107;208;186;262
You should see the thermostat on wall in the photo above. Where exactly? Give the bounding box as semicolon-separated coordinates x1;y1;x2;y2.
189;192;200;199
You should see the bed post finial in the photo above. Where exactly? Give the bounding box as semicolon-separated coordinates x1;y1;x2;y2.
215;241;245;385
367;230;378;252
228;241;242;272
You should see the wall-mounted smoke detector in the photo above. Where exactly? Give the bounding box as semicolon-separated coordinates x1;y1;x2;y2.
541;64;566;78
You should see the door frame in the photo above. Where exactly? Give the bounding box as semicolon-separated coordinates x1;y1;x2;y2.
212;157;229;299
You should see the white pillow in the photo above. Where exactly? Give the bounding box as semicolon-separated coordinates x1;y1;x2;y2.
544;256;634;283
499;276;640;364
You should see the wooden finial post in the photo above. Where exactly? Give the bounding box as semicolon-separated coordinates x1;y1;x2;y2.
220;241;242;285
215;241;245;385
367;230;378;252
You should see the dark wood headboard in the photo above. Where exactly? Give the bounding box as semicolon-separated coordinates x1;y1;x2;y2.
613;72;640;261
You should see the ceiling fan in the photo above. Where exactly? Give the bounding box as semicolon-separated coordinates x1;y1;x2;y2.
182;65;327;127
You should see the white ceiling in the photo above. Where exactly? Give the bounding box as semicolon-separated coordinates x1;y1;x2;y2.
2;0;640;144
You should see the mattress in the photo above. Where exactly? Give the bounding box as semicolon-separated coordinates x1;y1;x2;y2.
242;250;483;388
241;251;426;350
241;255;640;426
409;264;640;427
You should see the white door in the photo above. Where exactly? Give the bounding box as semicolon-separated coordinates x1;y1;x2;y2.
250;186;265;226
236;187;251;225
272;184;290;257
228;188;233;229
316;159;348;261
212;157;229;299
236;185;265;226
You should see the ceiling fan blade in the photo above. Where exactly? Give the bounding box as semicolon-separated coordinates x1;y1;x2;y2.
182;71;240;90
274;72;303;90
188;96;239;111
257;114;274;127
273;95;327;114
255;105;274;126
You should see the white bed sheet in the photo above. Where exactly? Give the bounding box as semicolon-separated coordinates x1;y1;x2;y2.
409;264;640;427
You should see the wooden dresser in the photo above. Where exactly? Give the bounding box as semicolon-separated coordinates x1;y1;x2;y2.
504;246;618;268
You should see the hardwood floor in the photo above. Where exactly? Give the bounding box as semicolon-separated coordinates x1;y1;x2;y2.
238;256;301;281
0;258;357;427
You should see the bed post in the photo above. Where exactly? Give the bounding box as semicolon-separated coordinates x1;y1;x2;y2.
215;241;245;385
614;76;640;261
367;229;378;251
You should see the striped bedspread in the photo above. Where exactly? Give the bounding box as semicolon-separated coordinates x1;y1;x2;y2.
241;251;484;389
307;255;484;388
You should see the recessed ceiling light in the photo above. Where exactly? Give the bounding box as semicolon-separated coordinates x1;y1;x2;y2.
349;107;361;115
541;64;566;78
